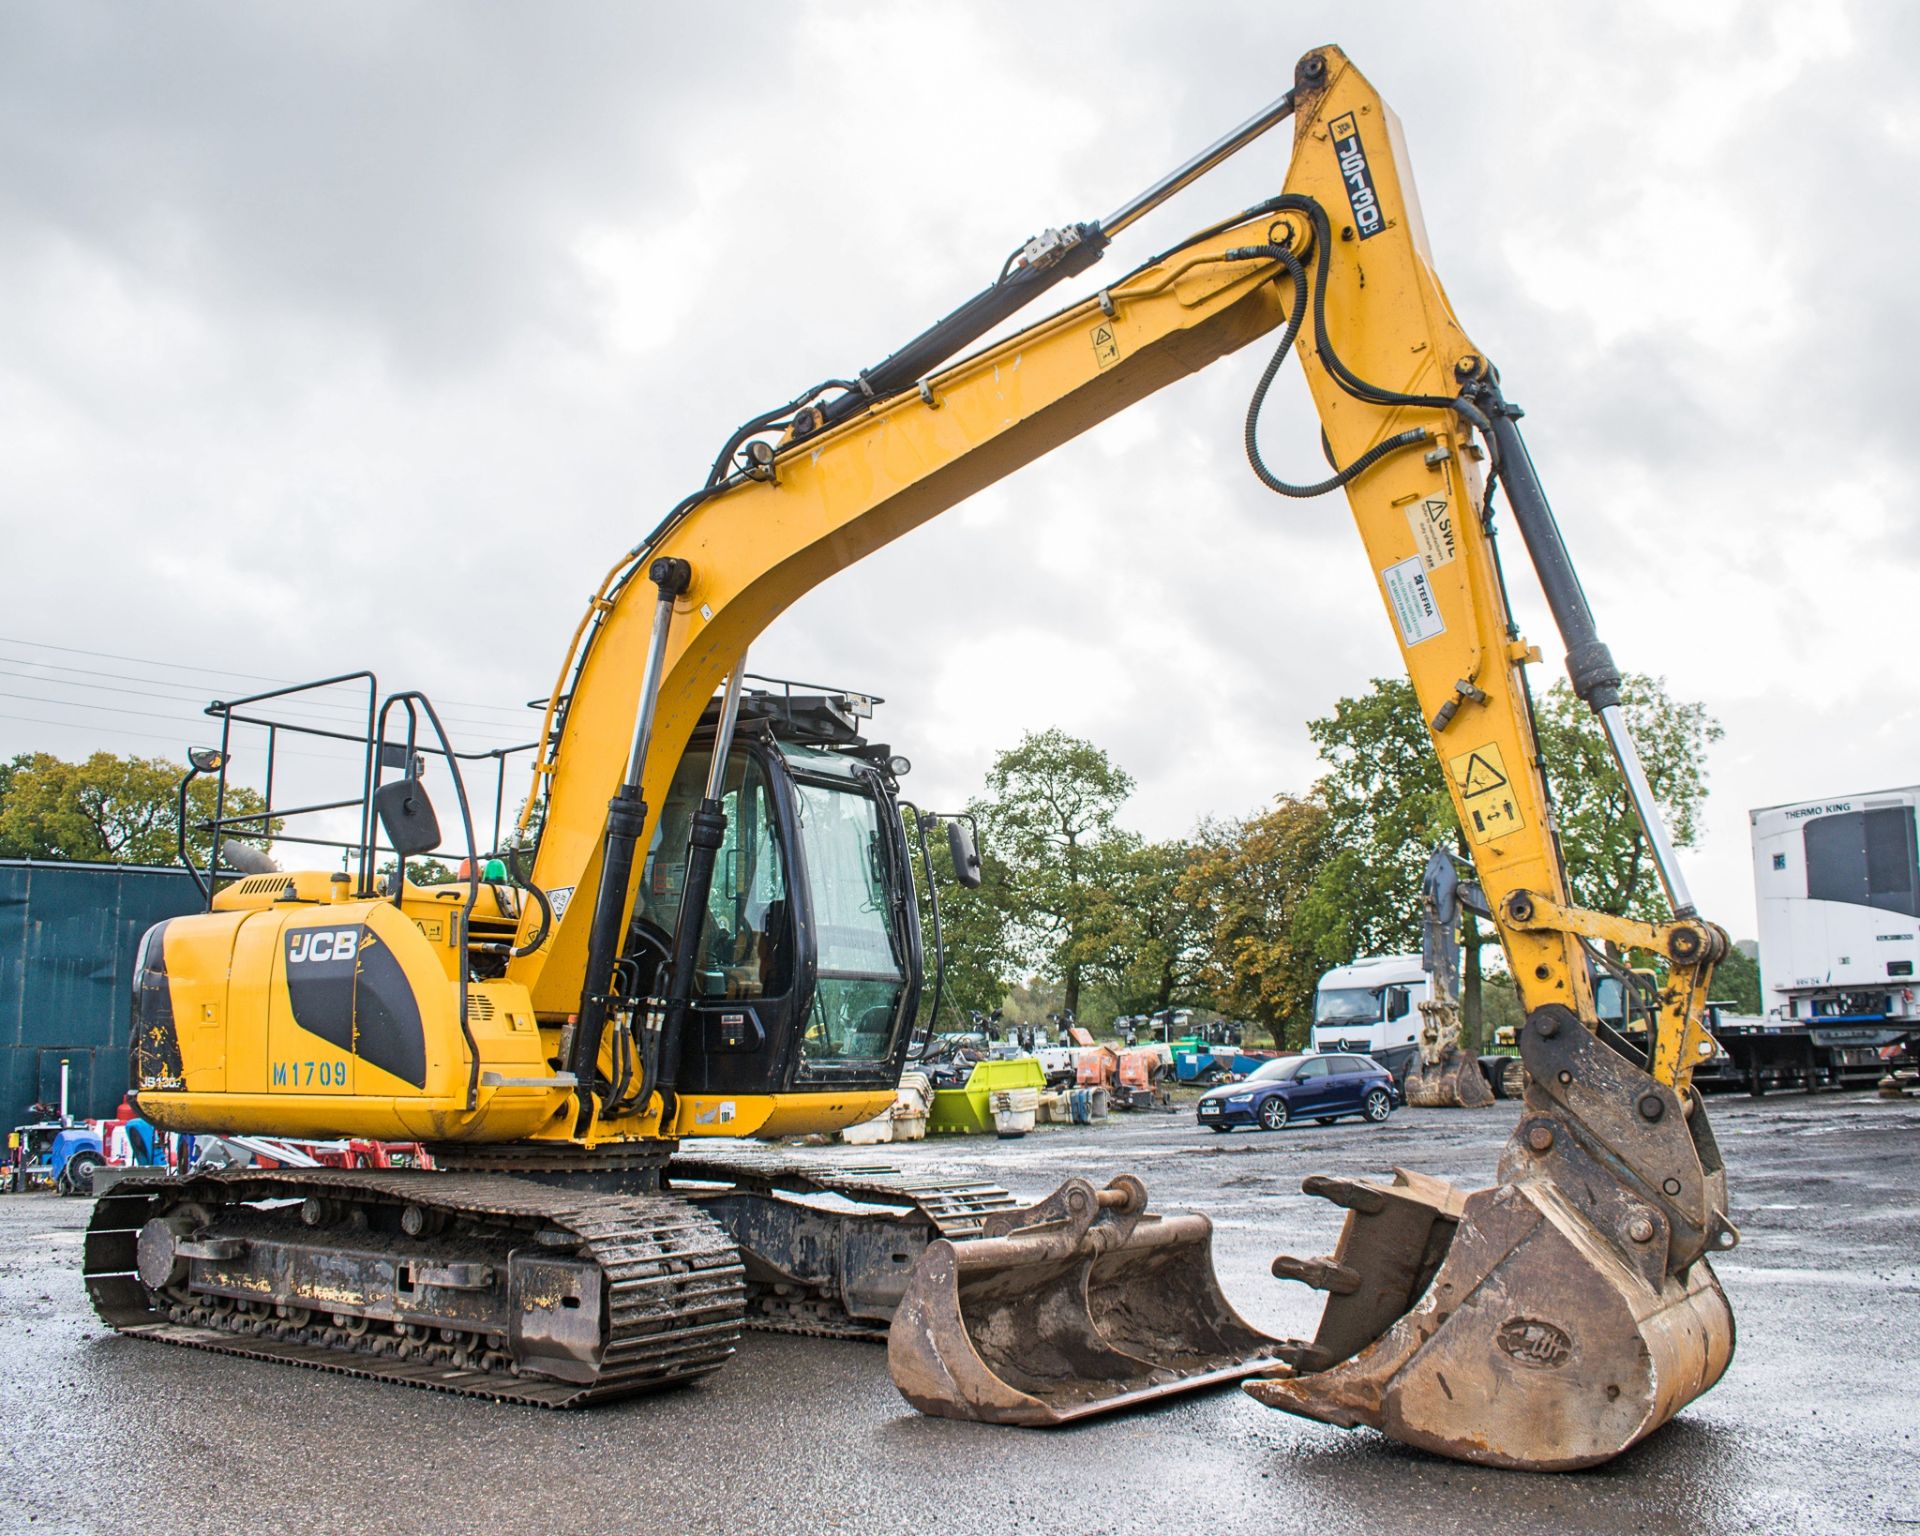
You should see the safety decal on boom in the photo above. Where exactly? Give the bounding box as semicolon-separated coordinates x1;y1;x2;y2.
1449;742;1525;845
1382;555;1444;645
1091;320;1120;369
1406;496;1456;568
1329;113;1385;240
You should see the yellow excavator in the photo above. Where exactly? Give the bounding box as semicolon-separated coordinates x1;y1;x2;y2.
90;46;1735;1471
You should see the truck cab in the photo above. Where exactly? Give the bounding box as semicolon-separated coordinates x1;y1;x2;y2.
1309;954;1428;1083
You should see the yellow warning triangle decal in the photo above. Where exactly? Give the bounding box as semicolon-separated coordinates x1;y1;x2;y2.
1459;751;1507;797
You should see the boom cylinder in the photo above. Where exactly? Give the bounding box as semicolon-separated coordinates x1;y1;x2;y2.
654;660;749;1109
567;557;691;1129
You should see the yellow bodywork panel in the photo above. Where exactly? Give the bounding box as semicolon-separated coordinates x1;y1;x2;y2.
139;901;564;1144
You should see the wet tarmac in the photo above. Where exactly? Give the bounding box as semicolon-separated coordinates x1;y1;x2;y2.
3;1094;1916;1535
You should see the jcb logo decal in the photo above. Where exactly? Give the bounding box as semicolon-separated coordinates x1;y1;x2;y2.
288;928;360;964
1329;113;1384;240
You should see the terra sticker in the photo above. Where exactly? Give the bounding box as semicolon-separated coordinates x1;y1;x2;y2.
1382;555;1444;645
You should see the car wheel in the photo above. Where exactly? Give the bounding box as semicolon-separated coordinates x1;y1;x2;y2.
1257;1096;1289;1131
1364;1088;1392;1123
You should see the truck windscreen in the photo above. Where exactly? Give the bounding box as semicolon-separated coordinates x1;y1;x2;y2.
1315;987;1383;1025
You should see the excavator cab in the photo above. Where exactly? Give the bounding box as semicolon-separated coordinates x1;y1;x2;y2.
626;684;925;1103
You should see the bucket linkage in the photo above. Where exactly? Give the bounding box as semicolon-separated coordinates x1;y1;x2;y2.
888;1173;1285;1425
1247;1004;1738;1470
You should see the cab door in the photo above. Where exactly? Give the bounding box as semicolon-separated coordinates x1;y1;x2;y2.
638;746;797;1099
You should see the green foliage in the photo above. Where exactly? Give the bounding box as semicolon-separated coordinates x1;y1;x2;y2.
979;728;1135;1021
0;751;276;867
1079;838;1213;1021
1297;678;1456;964
1711;945;1764;1014
912;667;1722;1049
1294;673;1723;1034
380;856;459;887
910;812;1014;1032
1180;796;1333;1047
1480;970;1528;1043
1532;675;1724;923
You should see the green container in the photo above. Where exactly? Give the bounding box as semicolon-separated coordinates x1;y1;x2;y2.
927;1057;1046;1135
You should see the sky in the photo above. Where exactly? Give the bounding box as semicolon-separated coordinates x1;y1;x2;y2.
1;0;1915;943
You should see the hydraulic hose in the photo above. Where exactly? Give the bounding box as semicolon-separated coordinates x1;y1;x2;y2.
505;842;553;959
1233;240;1431;498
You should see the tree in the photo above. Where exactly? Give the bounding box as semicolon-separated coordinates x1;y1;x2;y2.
1532;675;1725;925
1079;838;1215;1022
1295;672;1722;1047
1712;945;1764;1014
379;856;459;887
0;751;275;867
1296;677;1456;967
910;812;1014;1034
1180;795;1334;1047
978;729;1134;1021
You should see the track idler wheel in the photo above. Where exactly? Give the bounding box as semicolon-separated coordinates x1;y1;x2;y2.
1247;1005;1739;1470
888;1175;1284;1425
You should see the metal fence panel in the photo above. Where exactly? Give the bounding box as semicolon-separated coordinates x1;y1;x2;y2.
0;861;203;1126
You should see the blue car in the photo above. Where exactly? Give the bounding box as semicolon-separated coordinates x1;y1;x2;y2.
1196;1052;1397;1132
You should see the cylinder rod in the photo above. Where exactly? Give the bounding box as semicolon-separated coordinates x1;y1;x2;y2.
1599;704;1697;917
625;563;689;786
701;665;748;802
1098;90;1296;238
805;86;1296;439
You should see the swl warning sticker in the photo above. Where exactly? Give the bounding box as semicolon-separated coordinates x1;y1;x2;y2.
1382;555;1444;646
1449;742;1525;845
1406;496;1457;569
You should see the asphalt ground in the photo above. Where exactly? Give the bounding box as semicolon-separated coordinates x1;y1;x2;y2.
3;1093;1917;1536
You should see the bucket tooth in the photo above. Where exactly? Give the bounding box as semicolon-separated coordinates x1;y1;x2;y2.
1301;1174;1387;1215
888;1176;1282;1426
1270;1255;1361;1295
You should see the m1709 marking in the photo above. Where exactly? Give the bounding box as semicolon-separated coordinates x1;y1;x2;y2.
1329;112;1384;239
273;1059;349;1087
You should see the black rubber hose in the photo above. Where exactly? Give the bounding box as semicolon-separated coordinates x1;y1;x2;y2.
1235;241;1431;498
1268;195;1491;433
505;843;553;959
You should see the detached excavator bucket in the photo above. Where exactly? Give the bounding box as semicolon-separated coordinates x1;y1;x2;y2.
1246;1006;1739;1470
1402;1052;1495;1109
888;1175;1283;1425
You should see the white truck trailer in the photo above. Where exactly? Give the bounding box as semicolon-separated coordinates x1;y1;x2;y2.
1730;786;1920;1089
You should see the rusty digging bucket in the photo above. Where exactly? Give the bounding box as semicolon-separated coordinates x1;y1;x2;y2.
888;1174;1284;1425
1246;1005;1739;1470
1402;1050;1495;1109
